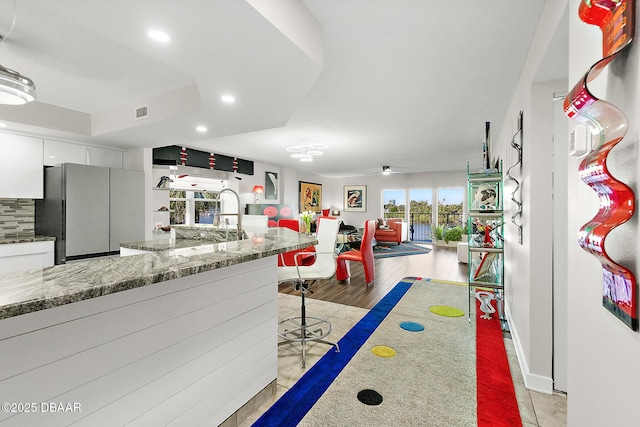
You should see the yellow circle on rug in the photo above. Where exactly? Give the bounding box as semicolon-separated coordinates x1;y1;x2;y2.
371;345;397;358
429;305;464;317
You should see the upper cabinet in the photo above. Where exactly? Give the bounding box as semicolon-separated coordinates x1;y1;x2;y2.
44;140;123;169
87;146;123;168
0;133;43;199
44;139;87;166
152;145;254;175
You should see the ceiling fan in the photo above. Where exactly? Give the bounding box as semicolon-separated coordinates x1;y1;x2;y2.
362;166;407;176
381;166;405;175
363;166;406;176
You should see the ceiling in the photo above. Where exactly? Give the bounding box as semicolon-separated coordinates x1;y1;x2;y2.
0;0;553;178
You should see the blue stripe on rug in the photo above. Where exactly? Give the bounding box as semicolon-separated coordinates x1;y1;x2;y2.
253;277;419;427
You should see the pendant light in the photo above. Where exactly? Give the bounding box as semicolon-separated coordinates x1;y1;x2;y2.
0;1;36;105
0;64;36;104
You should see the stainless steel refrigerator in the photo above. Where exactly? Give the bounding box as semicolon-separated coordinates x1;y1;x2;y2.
35;163;145;264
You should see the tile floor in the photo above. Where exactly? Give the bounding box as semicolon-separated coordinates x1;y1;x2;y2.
240;293;567;427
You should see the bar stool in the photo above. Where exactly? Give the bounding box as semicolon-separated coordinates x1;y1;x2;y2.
277;218;341;368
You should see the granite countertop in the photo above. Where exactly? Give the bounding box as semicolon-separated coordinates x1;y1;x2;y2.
120;238;227;251
0;228;315;320
0;235;56;245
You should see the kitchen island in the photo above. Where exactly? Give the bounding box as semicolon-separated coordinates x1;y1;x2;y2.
0;227;314;426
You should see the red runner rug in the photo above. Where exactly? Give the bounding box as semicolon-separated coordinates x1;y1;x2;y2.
476;298;522;426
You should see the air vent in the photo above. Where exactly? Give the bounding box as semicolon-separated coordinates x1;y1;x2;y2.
135;104;148;120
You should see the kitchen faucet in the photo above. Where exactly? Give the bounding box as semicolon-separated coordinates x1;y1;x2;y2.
218;188;243;241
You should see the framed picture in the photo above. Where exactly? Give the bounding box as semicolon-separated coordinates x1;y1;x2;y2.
265;171;278;200
474;252;498;280
299;181;322;213
344;185;367;212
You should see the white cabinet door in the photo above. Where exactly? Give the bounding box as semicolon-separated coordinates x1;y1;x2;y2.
43;140;87;166
87;146;123;168
0;241;54;273
0;133;43;198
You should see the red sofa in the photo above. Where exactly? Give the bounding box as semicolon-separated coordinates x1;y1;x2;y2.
374;218;408;244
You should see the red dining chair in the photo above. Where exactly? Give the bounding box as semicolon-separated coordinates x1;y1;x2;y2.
278;219;315;267
336;219;376;285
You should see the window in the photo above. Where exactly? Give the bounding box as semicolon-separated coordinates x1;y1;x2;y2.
383;186;464;242
170;189;186;225
194;191;220;224
170;189;220;225
383;189;406;220
436;188;464;229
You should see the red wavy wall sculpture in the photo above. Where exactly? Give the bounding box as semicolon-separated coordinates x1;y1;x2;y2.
564;0;637;330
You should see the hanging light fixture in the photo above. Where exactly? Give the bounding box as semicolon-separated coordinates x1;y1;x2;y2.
0;65;36;105
0;1;37;105
286;142;328;162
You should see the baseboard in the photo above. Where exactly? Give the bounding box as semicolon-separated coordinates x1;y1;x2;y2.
504;303;554;394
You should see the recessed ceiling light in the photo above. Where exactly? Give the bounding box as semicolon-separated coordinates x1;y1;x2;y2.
148;30;170;42
196;126;207;133
221;94;236;104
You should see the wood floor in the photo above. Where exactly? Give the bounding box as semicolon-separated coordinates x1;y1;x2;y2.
277;245;468;310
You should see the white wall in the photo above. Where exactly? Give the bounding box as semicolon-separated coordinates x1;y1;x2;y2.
493;0;569;394
565;0;640;425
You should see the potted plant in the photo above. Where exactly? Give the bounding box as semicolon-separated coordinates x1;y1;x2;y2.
443;226;463;244
431;224;444;244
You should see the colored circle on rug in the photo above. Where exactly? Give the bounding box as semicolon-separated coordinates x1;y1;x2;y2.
371;345;397;358
399;321;425;332
429;305;465;317
357;389;383;406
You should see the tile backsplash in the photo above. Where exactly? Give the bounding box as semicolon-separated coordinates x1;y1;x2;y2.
0;199;35;238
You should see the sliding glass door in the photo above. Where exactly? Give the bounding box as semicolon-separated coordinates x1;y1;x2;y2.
436;188;464;229
409;188;433;242
383;187;463;242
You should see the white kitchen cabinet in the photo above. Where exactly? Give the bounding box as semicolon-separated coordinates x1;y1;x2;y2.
43;140;87;166
0;241;54;273
0;133;43;198
87;146;123;168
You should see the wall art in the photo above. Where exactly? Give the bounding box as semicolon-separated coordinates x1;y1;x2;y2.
563;0;637;330
344;185;367;212
299;181;322;213
265;171;278;200
246;203;293;227
506;111;523;244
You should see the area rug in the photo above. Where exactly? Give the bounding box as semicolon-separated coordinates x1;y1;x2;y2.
373;242;432;259
253;278;416;426
254;278;521;426
476;297;522;427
